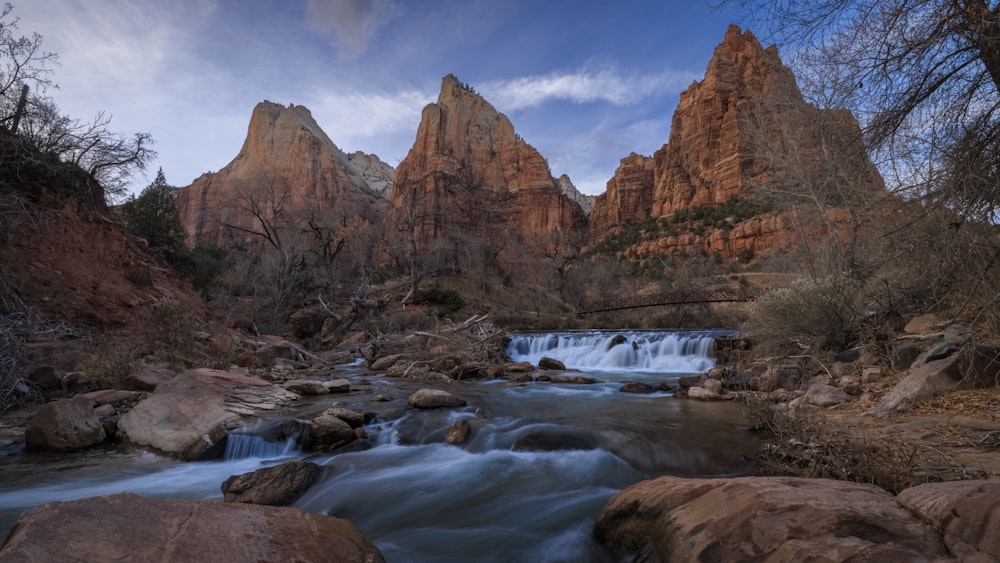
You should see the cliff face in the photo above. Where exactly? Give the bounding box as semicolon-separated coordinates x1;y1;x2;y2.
382;75;587;269
175;101;388;251
588;25;882;259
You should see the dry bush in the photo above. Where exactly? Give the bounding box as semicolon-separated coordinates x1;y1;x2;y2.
75;336;142;390
745;395;988;494
744;276;859;352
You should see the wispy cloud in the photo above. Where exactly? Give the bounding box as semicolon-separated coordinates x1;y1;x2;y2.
304;0;403;60
479;65;697;112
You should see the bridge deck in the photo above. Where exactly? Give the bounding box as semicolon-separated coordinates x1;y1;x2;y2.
578;288;764;315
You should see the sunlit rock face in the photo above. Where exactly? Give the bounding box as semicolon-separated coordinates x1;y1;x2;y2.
588;25;883;259
381;74;588;269
175;101;388;251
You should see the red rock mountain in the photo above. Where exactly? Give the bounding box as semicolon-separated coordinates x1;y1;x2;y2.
380;75;588;271
175;102;388;252
588;25;883;259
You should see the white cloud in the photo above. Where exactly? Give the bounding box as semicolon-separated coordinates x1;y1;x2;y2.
304;0;403;60
479;65;697;113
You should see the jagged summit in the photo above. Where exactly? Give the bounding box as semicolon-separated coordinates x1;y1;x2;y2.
176;101;390;250
380;74;587;267
588;24;883;259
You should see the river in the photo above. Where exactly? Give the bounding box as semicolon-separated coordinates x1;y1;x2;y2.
0;329;758;562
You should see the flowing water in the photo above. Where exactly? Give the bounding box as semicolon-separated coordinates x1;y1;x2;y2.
0;330;756;562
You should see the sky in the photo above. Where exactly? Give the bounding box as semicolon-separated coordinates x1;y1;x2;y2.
15;0;752;197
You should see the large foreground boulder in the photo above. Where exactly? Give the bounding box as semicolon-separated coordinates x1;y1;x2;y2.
0;492;384;562
116;372;237;460
24;395;106;452
897;479;1000;561
594;475;946;561
116;369;298;459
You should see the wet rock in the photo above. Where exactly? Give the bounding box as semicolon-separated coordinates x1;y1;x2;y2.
324;378;352;393
677;373;706;389
538;357;566;370
619;382;655;394
125;366;177;391
0;492;385;562
407;388;467;409
896;479;1000;561
451;362;487;380
504;361;535;373
222;461;322;506
25;396;106;452
549;374;596;384
594;475;945;561
310;414;356;450
687;386;723;401
324;407;367;428
510;425;599;452
370;394;390;402
803;383;851;407
609;334;628;347
485;364;507;379
446;418;472;445
282;379;329;395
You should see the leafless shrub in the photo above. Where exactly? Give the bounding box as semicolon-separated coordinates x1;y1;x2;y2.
744;276;860;352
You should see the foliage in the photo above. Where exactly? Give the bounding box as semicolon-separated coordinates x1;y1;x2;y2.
744;276;859;352
185;244;232;300
420;286;466;319
120;168;186;256
586;197;772;257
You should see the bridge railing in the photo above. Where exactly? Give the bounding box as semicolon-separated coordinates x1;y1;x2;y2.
578;287;766;315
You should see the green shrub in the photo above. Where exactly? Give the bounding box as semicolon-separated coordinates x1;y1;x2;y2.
420;287;466;319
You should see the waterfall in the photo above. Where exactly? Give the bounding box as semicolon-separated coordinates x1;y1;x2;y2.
506;330;728;373
223;434;298;460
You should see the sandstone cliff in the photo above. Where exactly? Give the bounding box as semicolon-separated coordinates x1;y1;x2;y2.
175;102;388;252
381;75;588;271
556;175;595;215
588;25;883;260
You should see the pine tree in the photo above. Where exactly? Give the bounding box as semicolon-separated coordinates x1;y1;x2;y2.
120;168;187;255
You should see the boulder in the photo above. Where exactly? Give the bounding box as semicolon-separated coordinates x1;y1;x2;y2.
310;414;356;449
594;475;946;561
869;346;1000;415
324;407;367;428
677;373;706;389
504;361;535;373
24;396;106;452
619;382;655;394
446;418;472;445
896;479;1000;561
0;492;384;562
221;461;322;506
803;383;851;407
548;374;596;384
125;366;177;391
26;365;63;389
370;354;404;371
282;379;329;395
324;378;352;393
407;388;467;409
687;386;723;401
538;357;566;370
510;424;599;452
116;372;238;460
755;366;802;391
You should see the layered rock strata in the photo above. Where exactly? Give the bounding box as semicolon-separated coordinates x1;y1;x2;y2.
588;25;883;260
381;75;588;270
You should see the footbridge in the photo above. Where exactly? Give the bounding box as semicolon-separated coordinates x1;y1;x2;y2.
578;287;766;315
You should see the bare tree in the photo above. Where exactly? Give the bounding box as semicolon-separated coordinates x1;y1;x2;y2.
0;3;55;118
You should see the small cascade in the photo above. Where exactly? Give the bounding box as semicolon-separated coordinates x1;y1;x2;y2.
507;330;729;373
223;433;298;461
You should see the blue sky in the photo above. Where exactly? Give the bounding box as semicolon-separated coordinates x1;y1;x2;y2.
16;1;751;196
